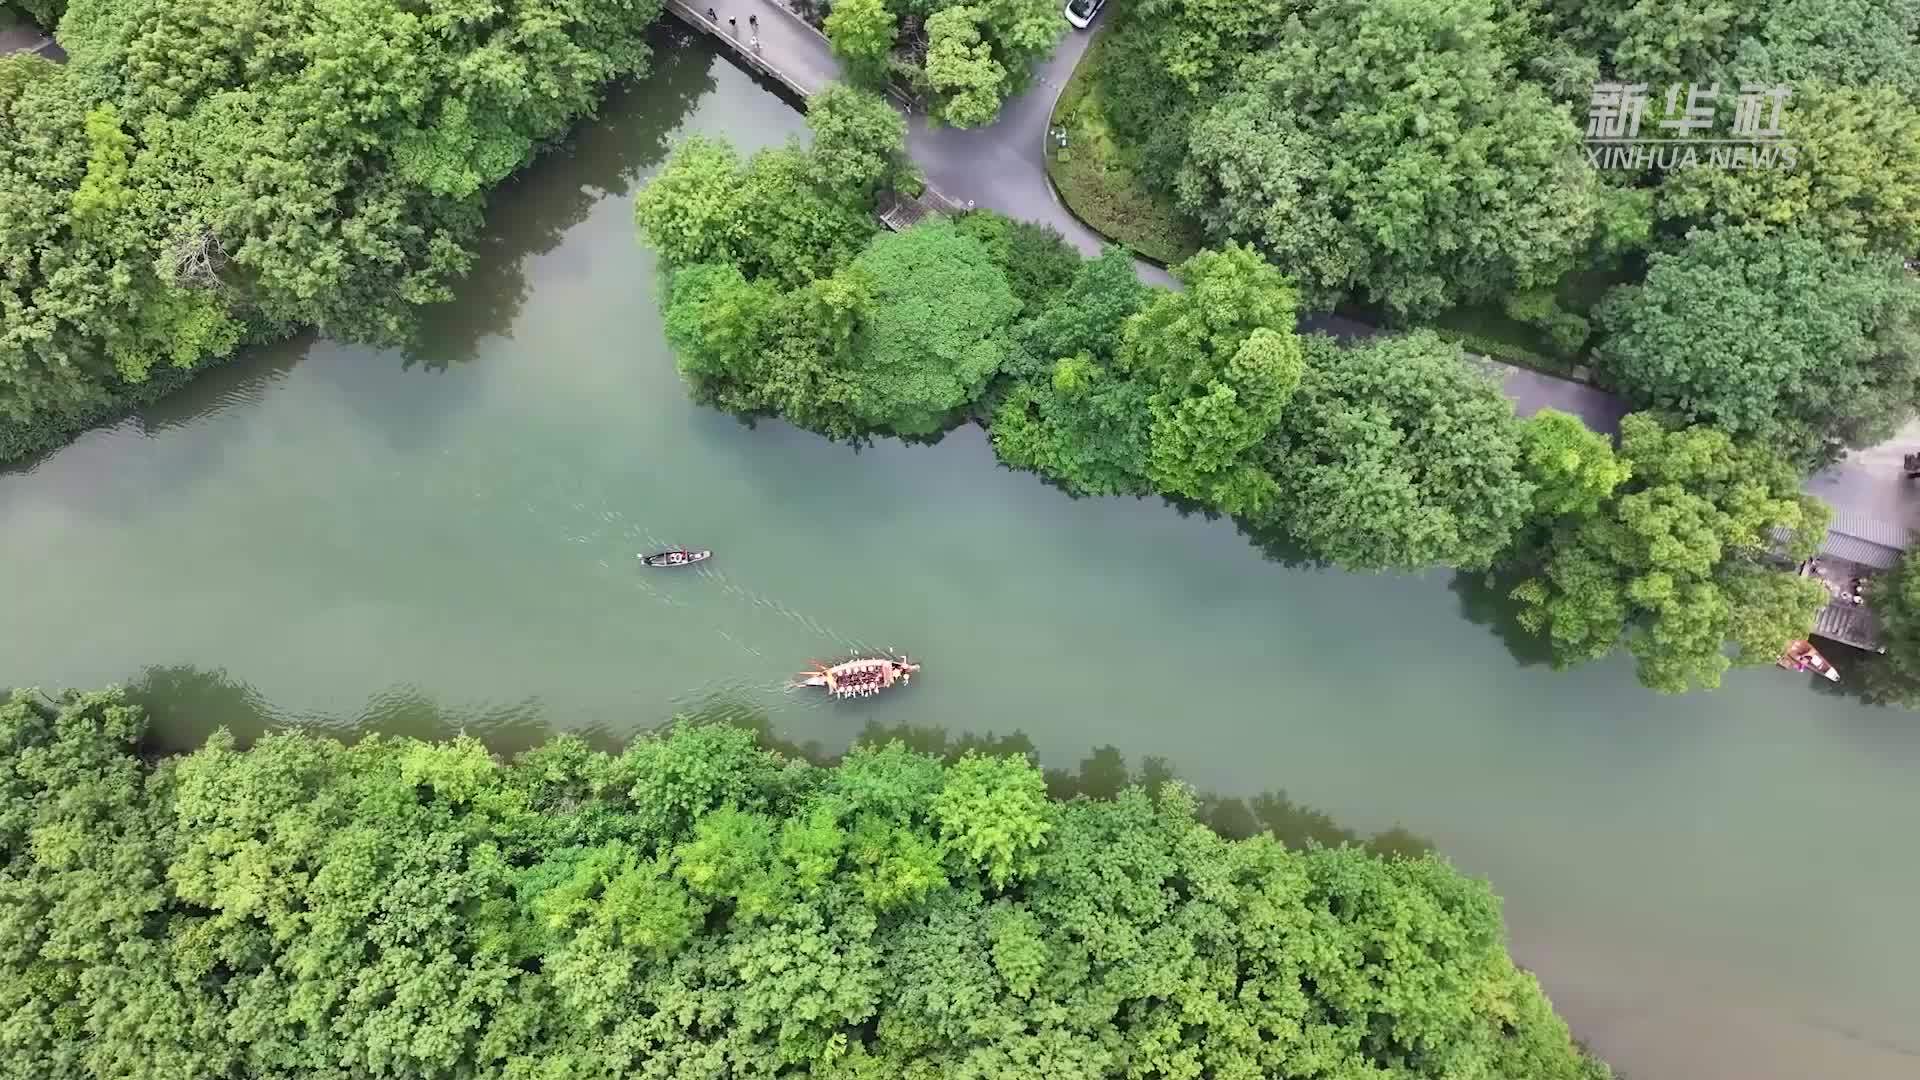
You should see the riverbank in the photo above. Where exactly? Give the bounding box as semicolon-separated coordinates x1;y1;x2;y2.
3;687;1607;1078
0;3;669;468
4;61;1918;1077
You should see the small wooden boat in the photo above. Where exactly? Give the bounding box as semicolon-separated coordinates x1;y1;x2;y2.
1777;639;1840;682
639;548;710;567
792;654;920;700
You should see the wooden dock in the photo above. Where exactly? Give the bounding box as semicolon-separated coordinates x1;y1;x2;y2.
877;186;969;232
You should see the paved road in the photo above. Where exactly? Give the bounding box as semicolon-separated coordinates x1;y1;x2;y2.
1808;420;1920;541
0;23;62;59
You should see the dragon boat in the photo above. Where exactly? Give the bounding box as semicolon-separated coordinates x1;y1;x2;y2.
793;655;920;700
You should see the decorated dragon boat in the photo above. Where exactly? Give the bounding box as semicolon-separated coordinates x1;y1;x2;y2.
792;654;920;700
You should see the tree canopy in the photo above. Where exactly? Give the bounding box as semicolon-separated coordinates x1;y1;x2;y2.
1513;414;1831;693
840;221;1022;434
1169;0;1597;316
1119;244;1304;514
1256;332;1534;570
1655;83;1920;256
1;0;667;462
822;0;1063;129
1594;228;1920;466
989;248;1158;496
0;686;1613;1079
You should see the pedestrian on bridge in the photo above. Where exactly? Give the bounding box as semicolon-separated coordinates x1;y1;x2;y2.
749;13;758;28
705;6;716;20
727;15;737;31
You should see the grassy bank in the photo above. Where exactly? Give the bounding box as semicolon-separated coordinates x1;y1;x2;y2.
1044;29;1202;266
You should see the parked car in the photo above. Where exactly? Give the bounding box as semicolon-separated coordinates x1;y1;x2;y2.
1065;0;1106;29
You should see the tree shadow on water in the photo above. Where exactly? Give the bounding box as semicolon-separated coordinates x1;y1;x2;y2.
122;665;279;755
1447;569;1556;668
108;672;1439;856
1232;517;1338;571
399;27;722;371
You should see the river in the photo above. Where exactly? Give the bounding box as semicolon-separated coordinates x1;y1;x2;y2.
2;33;1916;1080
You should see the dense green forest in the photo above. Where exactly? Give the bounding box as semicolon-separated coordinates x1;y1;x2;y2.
638;82;1836;693
1069;0;1920;463
0;686;1609;1078
0;0;667;461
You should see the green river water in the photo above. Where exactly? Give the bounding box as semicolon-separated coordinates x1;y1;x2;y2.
3;38;1916;1079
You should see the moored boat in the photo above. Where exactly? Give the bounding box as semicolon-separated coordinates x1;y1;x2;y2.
1777;639;1840;682
793;655;920;700
639;548;710;567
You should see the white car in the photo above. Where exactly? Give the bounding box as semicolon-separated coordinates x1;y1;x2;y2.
1064;0;1106;29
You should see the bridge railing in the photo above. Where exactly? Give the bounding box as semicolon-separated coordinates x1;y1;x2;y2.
664;0;814;100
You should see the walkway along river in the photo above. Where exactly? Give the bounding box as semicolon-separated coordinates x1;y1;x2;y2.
3;30;1919;1080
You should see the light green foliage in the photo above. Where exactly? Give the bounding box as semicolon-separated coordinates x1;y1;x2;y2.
1172;0;1597;316
825;0;898;83
635;137;753;271
932;752;1052;888
1865;546;1920;707
1520;409;1632;521
663;261;781;407
636;135;877;289
1595;228;1920;466
1513;414;1830;693
803;84;914;204
1657;84;1920;257
1122;244;1304;513
0;701;1611;1079
839;220;1021;434
1259;332;1534;571
923;6;1007;128
971;0;1068;74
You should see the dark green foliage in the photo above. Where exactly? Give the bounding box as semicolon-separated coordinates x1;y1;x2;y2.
823;0;1062;128
0;690;1612;1079
1595;229;1920;466
1256;332;1534;571
1166;0;1598;316
641;83;916;439
1513;414;1831;693
1865;546;1920;707
951;210;1082;313
1;0;666;464
14;1;64;26
989;248;1157;495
